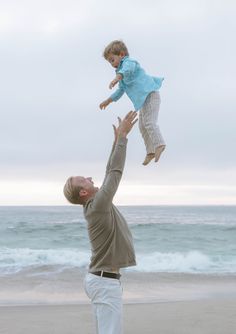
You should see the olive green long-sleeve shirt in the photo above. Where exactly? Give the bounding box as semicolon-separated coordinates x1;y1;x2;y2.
83;137;136;272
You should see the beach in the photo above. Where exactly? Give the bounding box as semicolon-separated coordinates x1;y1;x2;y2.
1;298;236;334
1;273;236;333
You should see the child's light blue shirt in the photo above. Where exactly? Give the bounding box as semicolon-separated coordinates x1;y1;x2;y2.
110;56;164;111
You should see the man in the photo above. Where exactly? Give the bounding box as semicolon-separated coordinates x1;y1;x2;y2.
63;111;137;334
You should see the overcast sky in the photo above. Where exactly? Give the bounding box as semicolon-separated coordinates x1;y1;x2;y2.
0;0;235;205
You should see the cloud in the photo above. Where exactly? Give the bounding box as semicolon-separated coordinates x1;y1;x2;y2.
0;0;236;204
0;0;94;36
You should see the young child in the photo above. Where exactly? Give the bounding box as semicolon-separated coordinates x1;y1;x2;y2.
100;40;166;165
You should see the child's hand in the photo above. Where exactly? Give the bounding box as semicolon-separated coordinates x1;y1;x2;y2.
109;79;118;89
99;98;112;110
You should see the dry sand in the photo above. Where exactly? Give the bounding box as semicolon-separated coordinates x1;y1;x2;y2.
0;298;236;334
1;273;236;333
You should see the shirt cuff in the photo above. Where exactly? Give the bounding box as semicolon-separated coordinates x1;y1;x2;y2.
110;92;118;101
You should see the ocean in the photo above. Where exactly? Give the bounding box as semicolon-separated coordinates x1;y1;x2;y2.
0;205;236;305
1;205;236;275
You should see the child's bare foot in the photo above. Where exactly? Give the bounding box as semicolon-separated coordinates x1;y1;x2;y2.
154;145;166;163
142;153;155;166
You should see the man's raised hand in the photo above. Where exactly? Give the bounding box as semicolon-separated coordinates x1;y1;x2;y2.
117;111;138;138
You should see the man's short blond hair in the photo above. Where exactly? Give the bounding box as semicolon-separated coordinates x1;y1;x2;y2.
63;177;83;205
103;40;129;59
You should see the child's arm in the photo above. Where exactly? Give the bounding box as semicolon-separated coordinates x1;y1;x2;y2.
100;84;125;110
100;97;113;110
109;73;123;89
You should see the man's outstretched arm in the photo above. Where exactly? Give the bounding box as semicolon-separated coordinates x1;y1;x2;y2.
93;111;138;210
103;117;121;178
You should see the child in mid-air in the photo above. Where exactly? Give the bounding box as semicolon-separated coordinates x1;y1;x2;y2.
100;40;166;165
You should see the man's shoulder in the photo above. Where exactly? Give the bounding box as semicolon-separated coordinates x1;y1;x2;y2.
84;192;112;215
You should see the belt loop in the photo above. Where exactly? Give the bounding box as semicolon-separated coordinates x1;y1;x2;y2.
101;270;104;277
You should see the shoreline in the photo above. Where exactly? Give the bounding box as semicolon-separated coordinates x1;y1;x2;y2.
1;272;236;307
1;295;236;308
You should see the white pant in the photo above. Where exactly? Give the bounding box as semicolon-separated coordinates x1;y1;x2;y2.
139;91;165;154
84;273;123;334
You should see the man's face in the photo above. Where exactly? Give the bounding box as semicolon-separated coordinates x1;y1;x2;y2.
72;176;99;196
107;53;123;68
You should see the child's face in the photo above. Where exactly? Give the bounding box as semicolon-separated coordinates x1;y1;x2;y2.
107;53;124;68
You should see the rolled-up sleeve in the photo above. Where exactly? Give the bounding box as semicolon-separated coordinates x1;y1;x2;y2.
110;83;125;102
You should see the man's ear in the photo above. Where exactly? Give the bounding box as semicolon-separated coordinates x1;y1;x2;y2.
79;189;88;197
